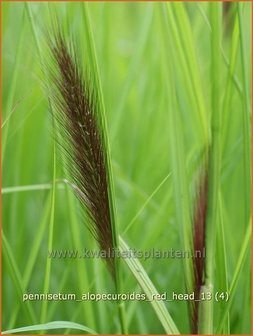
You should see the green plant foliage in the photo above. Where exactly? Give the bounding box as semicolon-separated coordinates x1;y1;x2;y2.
2;2;251;334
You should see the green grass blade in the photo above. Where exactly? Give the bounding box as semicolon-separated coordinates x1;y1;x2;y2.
172;2;208;143
110;3;153;140
8;193;51;329
123;172;171;235
2;8;26;162
199;4;222;333
23;194;51;285
2;321;98;335
222;14;239;156
196;3;243;97
216;193;230;334
82;3;118;250
40;143;56;323
25;3;42;58
25;3;58;325
2;183;53;194
65;187;96;328
2;232;36;324
161;1;194;304
2;180;76;194
82;4;127;332
238;3;251;225
164;3;209;146
216;220;251;333
119;237;180;334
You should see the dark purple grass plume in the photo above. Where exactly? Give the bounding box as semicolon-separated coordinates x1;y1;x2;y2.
192;168;208;334
48;31;116;277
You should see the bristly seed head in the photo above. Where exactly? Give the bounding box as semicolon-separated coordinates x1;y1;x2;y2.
48;31;116;278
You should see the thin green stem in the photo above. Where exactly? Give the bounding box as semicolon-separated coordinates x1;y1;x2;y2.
2;8;26;162
216;193;230;333
222;14;240;156
216;221;251;333
2;232;36;324
238;3;251;224
123;172;171;235
24;4;57;324
199;3;222;334
8;194;51;329
162;1;194;302
40;142;56;323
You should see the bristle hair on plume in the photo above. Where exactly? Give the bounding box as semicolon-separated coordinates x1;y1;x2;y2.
48;30;116;278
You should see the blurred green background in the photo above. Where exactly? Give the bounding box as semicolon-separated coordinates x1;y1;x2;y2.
2;1;251;334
